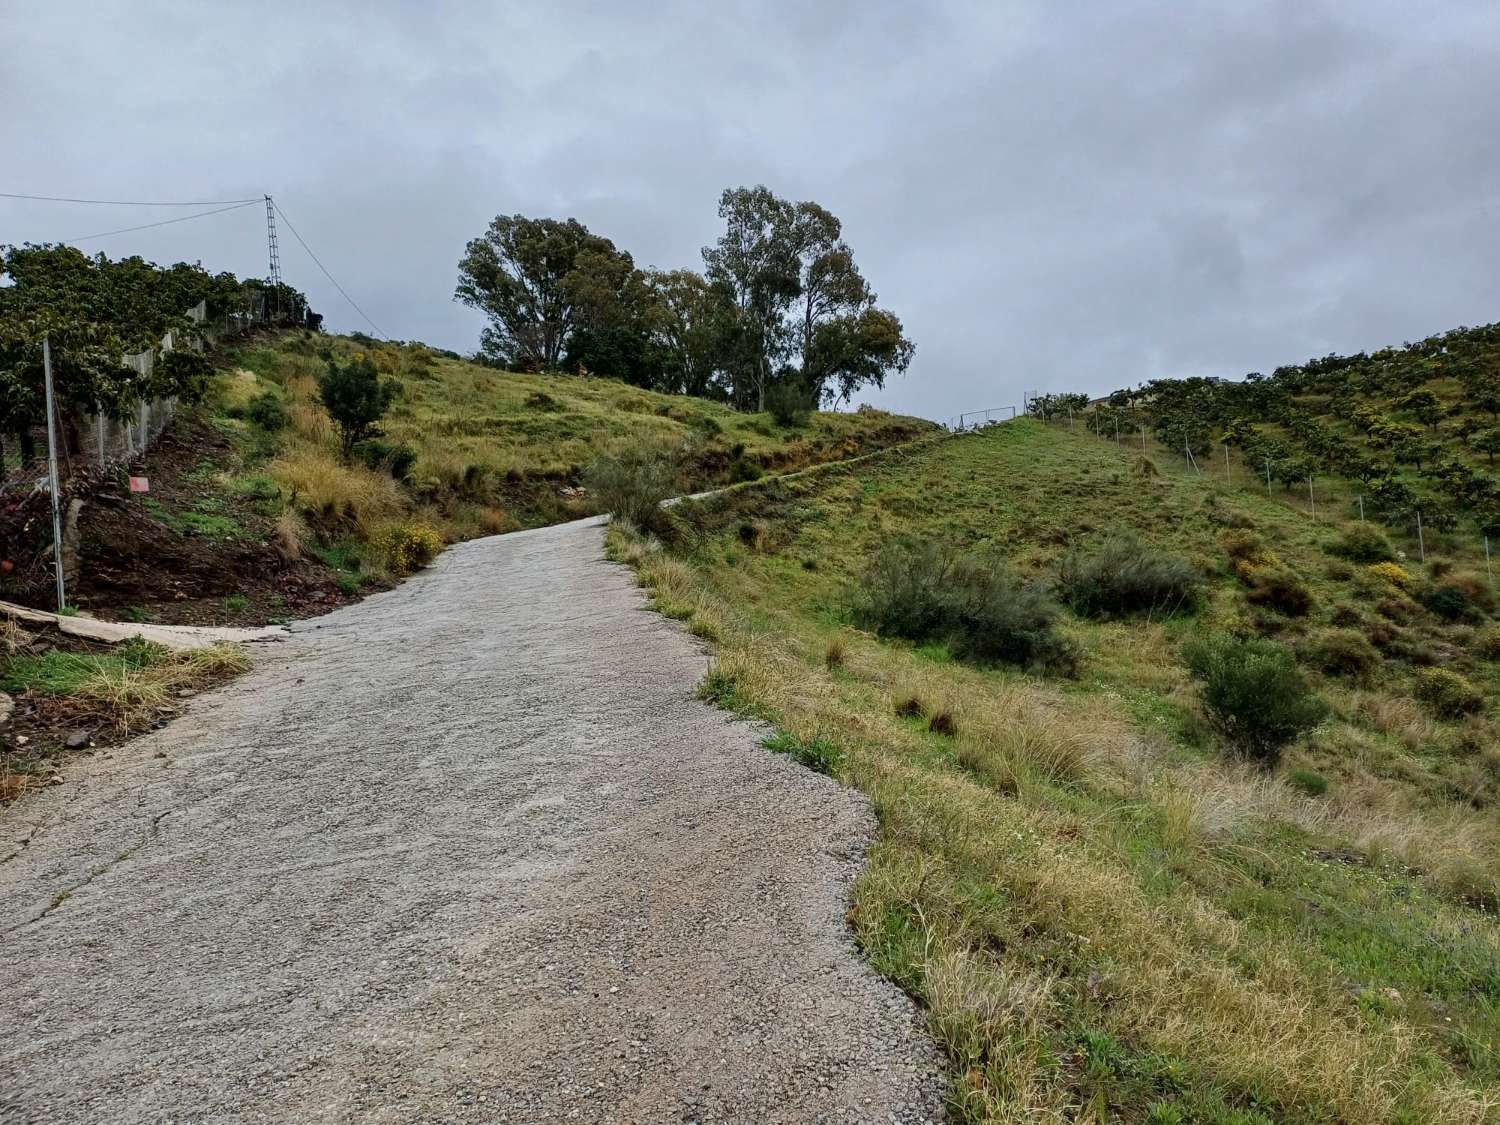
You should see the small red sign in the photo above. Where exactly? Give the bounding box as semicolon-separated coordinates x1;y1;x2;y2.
128;476;149;493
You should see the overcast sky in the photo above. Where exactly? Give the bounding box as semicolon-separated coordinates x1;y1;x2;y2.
3;1;1497;422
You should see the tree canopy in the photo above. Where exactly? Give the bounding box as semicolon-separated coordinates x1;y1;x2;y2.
0;244;309;437
454;186;914;410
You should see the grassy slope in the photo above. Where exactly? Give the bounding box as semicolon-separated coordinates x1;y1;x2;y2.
613;419;1500;1123
221;331;935;567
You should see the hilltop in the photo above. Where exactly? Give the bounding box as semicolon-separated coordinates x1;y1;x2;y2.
613;415;1500;1122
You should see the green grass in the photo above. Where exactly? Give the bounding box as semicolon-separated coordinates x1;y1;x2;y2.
613;418;1500;1122
1;638;165;696
224;331;936;546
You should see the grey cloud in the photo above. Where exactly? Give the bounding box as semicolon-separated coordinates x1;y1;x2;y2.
2;0;1497;422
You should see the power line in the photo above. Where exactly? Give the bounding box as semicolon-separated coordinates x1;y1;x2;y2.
0;191;261;206
272;201;387;339
62;200;261;243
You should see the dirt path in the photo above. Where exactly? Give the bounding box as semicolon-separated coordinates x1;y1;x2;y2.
0;517;943;1124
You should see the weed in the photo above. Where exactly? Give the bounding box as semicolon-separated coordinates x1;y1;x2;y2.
1288;767;1330;797
762;729;843;775
224;595;250;613
824;638;847;670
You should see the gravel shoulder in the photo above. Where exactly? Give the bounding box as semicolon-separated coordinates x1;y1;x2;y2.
0;516;944;1123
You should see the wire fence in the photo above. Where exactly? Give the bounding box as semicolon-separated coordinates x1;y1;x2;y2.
0;295;277;499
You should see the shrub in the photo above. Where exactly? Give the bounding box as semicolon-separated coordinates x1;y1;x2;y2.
319;356;396;459
353;439;417;482
1182;633;1326;765
370;522;443;575
1368;562;1415;590
1473;625;1500;660
1057;533;1200;618
765;380;816;427
1218;528;1271;566
1301;628;1381;679
824;638;846;669
1414;668;1484;718
894;695;927;719
729;457;764;483
1245;567;1313;616
853;540;1076;675
245;391;287;432
1288;767;1329;796
582;449;679;537
523;390;560;410
927;709;958;737
1421;582;1479;623
1328;523;1394;563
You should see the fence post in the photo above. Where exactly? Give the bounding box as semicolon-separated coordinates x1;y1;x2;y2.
1486;534;1492;589
1223;443;1231;486
1307;476;1316;517
96;414;106;468
42;337;66;612
1417;510;1426;562
1264;461;1272;495
1357;495;1364;523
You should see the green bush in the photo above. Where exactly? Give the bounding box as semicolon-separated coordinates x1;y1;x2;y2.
1288;767;1329;797
1421;583;1479;623
1473;625;1500;660
1328;523;1394;563
853;540;1077;675
1300;628;1381;679
1414;668;1484;718
245;391;287;432
1057;533;1200;618
765;380;816;427
1182;633;1326;765
1245;567;1314;616
729;457;764;483
583;449;679;538
353;439;417;482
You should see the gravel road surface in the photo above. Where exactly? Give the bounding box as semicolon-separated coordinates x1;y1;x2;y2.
0;517;944;1123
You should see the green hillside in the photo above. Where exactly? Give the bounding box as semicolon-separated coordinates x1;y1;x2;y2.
225;331;934;539
612;418;1500;1123
1064;321;1500;540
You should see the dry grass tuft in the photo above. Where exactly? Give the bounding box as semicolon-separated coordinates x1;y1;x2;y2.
78;644;252;730
927;709;958;737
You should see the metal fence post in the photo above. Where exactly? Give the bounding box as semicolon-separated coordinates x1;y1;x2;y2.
42;336;66;612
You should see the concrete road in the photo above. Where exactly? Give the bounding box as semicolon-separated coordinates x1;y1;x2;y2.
0;518;943;1123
